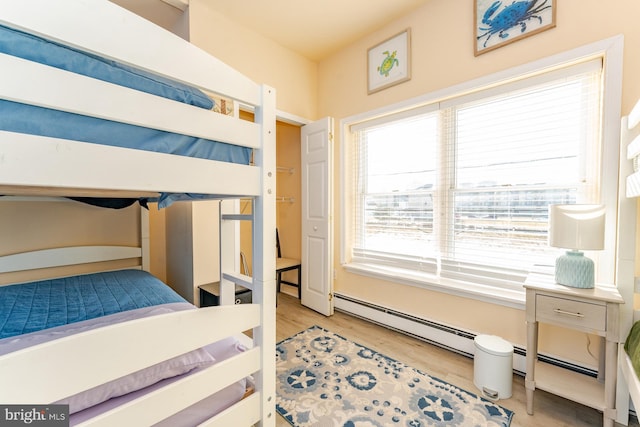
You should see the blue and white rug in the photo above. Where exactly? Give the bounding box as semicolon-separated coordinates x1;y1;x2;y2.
276;325;514;427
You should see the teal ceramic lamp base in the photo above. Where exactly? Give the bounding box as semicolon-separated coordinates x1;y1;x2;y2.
555;250;594;289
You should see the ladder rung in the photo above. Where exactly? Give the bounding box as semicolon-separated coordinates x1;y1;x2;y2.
222;272;253;290
221;214;253;221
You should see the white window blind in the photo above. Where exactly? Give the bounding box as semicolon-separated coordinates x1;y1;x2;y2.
350;58;603;288
353;109;439;273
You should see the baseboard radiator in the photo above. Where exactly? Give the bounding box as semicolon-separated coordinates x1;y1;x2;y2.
334;293;598;379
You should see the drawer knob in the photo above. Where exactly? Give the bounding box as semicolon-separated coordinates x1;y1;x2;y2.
553;308;584;318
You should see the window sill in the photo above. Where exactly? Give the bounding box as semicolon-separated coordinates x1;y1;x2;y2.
343;262;527;310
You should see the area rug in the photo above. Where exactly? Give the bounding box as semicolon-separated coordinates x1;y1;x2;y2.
276;325;514;427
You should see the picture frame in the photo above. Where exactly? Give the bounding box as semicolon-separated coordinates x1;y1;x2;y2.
474;0;556;56
367;29;411;94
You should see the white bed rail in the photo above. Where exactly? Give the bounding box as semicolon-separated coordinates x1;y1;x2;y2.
0;304;262;424
200;393;262;427
625;100;640;198
0;0;267;199
0;52;260;149
0;131;261;197
619;102;640;424
0;0;261;106
0;245;142;274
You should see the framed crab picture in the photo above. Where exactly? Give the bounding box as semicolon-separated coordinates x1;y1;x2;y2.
367;29;411;94
474;0;556;56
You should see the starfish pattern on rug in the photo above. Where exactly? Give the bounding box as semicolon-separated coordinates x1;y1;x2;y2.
276;325;514;427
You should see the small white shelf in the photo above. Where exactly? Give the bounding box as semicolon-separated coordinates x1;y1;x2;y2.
534;361;605;411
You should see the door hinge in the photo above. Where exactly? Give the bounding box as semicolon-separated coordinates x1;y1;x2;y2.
329;293;333;301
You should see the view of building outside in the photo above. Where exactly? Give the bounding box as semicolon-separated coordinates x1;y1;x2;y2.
356;76;597;273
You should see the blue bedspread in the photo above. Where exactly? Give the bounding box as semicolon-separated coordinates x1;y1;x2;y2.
0;270;186;339
0;24;251;171
0;24;213;109
0;100;251;164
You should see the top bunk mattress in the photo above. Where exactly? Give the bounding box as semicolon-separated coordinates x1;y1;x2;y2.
0;269;186;339
0;24;251;165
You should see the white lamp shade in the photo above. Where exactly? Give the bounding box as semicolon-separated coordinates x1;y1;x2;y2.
548;204;605;250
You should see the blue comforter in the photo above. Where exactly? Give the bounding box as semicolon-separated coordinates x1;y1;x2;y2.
0;24;251;170
0;24;213;109
0;270;186;339
0;24;252;207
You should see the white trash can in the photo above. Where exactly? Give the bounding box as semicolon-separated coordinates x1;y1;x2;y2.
473;334;513;400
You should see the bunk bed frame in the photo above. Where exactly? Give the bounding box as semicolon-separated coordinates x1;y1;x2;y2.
621;98;640;423
0;1;276;426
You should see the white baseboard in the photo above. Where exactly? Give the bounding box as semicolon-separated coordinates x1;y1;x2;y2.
334;293;598;378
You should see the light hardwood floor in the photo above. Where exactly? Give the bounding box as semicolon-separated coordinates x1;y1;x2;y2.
275;291;639;427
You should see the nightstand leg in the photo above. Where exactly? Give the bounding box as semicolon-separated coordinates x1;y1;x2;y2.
525;320;538;415
603;338;617;427
598;336;606;382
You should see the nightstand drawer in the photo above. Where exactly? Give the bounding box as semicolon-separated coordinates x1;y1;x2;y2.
536;295;606;332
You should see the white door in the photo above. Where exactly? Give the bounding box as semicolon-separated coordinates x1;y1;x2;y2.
301;117;334;316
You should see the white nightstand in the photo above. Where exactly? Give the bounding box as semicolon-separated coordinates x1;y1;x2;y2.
524;272;624;427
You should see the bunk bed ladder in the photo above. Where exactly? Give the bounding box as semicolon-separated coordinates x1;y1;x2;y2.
217;82;277;427
219;198;276;427
220;202;253;297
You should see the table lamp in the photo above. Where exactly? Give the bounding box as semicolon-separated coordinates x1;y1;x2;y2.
548;204;605;288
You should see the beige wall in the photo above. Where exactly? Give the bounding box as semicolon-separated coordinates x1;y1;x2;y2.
188;0;318;119
0;200;141;285
319;0;640;366
318;0;640;119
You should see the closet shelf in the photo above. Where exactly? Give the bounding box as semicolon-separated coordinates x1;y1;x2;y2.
277;166;295;174
276;196;295;203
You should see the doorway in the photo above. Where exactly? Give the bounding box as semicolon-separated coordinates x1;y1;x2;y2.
274;120;302;298
238;118;302;298
239;113;334;315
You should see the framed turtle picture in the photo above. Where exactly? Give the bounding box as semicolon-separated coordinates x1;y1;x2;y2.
367;29;411;94
475;0;556;56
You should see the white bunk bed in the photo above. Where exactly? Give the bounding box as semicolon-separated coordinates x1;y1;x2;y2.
0;1;276;426
621;98;640;422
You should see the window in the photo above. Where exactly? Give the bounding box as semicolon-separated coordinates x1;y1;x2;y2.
346;58;606;293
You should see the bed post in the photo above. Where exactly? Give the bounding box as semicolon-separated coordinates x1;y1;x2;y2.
253;84;277;426
616;115;638;425
140;207;151;272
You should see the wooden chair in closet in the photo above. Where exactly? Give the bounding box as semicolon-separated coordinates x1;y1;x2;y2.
276;228;301;299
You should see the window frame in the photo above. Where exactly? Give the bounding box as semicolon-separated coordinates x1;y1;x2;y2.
339;37;624;308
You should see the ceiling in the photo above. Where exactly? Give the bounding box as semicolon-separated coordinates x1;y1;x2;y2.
112;0;429;61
